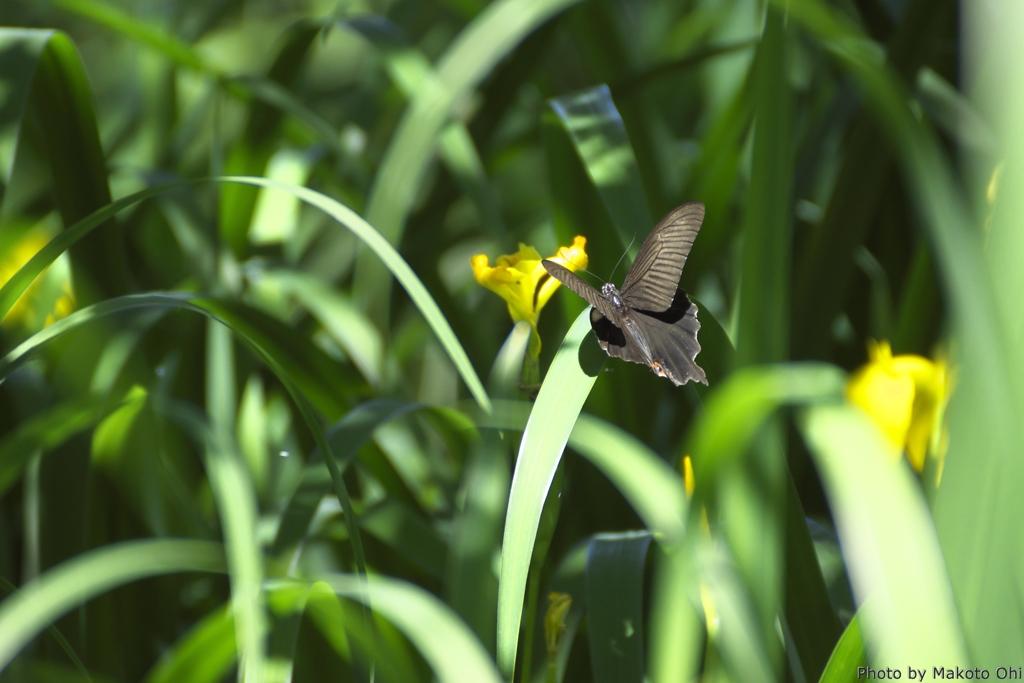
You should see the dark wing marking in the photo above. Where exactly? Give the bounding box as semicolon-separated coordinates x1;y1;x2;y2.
542;260;618;320
591;289;707;386
620;201;705;312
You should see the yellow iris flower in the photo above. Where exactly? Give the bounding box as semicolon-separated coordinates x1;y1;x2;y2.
846;340;948;473
0;231;76;330
470;236;588;357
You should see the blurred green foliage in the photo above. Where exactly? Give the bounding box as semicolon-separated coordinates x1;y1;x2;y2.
0;0;1019;681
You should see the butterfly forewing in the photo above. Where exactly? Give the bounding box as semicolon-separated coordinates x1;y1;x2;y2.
541;260;620;321
620;201;704;312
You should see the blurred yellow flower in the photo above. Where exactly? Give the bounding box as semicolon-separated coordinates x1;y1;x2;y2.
470;236;588;357
680;455;717;636
0;231;76;330
846;340;948;473
680;454;710;534
681;454;695;497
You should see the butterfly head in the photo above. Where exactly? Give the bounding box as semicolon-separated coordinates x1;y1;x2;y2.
601;282;624;309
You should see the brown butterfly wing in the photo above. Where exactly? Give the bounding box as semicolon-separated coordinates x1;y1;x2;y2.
620;201;705;312
591;289;707;386
542;260;619;321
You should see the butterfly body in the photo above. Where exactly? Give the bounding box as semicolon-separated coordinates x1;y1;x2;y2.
601;283;624;308
543;201;708;386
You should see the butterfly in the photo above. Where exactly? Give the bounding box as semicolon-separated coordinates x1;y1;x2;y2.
542;201;708;386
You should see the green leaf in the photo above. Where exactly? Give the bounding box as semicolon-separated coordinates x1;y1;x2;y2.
348;18;505;239
780;0;1023;665
445;429;509;653
496;310;600;677
46;0;346;159
292;579;428;683
0;292;369;580
944;0;1024;667
0;182;182;325
798;405;967;665
223;176;491;413
727;9;795;672
443;315;525;652
0;28;128;302
685;363;846;487
143;604;236;683
585;532;652;683
270;400;426;555
0;576;91;682
261;269;385;387
488;320;531;398
315;574;505;683
0;177;489;411
156;403;267;683
0;539;226;671
542;542;589;683
570;414;685;540
790;0;955;360
353;0;585;318
470;399;686;541
48;0;210;73
542;107;621;292
161;296;363;421
783;475;844;683
360;498;447;580
678;77;754;287
219;23;320;257
647;541;703;683
698;539;775;683
818;614;866;683
549;85;652;255
0;396;110;496
681;362;846;681
736;8;793;367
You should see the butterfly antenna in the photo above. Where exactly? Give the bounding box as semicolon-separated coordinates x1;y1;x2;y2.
607;232;637;283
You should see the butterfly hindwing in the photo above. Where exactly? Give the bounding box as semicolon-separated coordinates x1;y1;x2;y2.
620;201;705;312
591;289;707;386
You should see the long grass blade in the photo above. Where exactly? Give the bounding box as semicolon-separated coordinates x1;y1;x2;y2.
799;405;967;666
0;177;490;411
496;310;599;677
779;0;1024;665
549;85;652;255
0;292;370;579
0;539;225;671
353;0;584;316
471;399;686;541
585;532;652;683
0;28;128;301
317;574;505;683
143;604;235;683
155;402;266;683
223;177;491;412
818;614;866;683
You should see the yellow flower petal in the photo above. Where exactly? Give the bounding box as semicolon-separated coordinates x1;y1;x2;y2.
471;237;588;357
846;339;949;473
536;235;588;313
0;231;75;329
681;454;695;498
